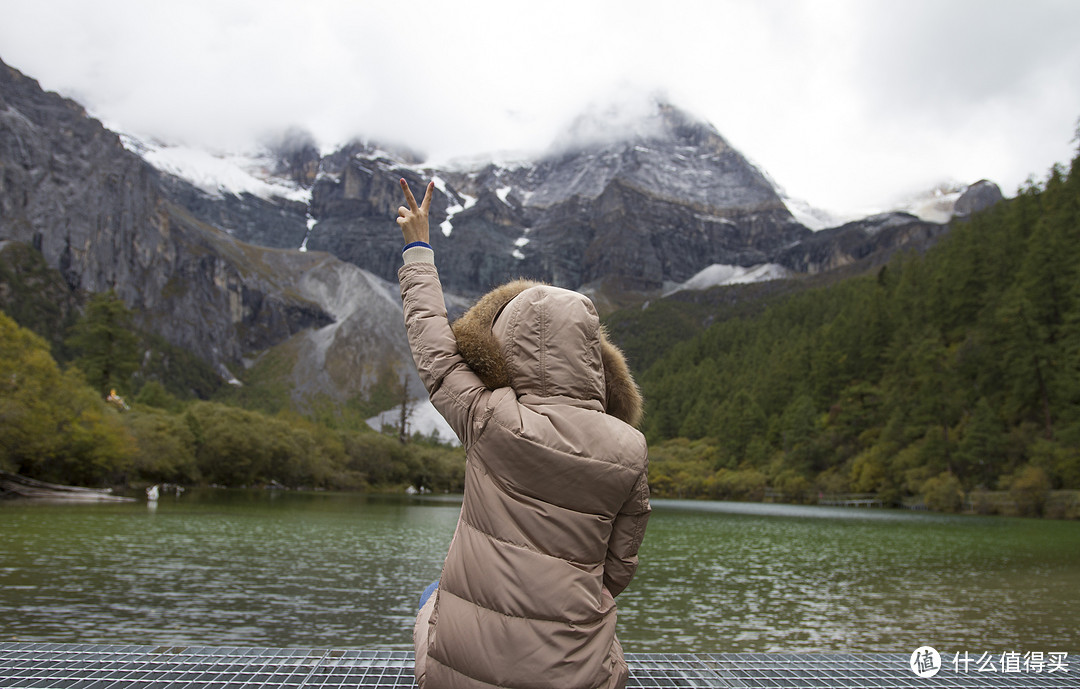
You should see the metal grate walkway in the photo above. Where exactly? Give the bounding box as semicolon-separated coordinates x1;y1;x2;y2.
0;643;1074;688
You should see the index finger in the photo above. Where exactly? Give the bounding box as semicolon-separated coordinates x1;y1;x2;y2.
420;180;434;214
400;178;419;212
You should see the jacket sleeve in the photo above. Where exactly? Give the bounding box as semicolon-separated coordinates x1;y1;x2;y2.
398;259;489;445
603;467;651;597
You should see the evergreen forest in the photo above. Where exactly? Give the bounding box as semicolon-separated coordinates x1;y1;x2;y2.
634;149;1080;517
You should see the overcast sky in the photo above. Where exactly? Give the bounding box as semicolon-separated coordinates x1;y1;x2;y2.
2;0;1078;215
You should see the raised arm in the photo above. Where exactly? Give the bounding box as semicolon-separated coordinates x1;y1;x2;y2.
396;179;489;444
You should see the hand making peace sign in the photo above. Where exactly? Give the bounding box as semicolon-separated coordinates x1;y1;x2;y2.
396;178;435;245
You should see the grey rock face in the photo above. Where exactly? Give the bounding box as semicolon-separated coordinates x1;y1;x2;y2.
304;159;437;289
299;101;810;296
266;126;321;188
954;180;1003;217
774;212;949;274
0;61;159;299
156;173;310;250
523;104;783;212
500;104;809;292
0;58;331;368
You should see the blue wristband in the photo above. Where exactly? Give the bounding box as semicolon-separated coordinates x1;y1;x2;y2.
402;241;432;253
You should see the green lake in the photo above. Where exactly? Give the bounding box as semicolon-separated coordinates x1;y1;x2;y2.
1;491;1077;655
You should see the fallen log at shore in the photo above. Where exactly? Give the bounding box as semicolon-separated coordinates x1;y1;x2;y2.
0;472;135;502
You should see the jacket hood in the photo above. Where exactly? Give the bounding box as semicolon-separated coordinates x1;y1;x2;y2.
451;279;644;427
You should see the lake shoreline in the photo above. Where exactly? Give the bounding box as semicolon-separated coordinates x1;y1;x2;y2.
9;473;1077;520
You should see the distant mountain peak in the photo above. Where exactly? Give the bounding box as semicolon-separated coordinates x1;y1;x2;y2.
547;96;726;156
520;99;783;219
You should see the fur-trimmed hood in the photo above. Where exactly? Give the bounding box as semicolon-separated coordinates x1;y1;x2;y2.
451;279;643;427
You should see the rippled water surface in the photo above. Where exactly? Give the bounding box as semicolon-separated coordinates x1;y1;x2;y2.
2;491;1078;653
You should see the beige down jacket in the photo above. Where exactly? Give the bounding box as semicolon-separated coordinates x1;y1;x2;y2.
399;259;650;689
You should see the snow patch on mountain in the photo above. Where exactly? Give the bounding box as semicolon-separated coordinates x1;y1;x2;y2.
781;183;962;230
869;180;966;224
512;228;531;260
782;195;853;231
120;133;311;203
902;187;964;224
298;214;317;252
664;263;791;295
431;175;477;237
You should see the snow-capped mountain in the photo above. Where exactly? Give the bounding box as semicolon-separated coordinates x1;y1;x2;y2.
0;55;1001;444
119;135;313;205
134;100;815;302
126;98;1000;306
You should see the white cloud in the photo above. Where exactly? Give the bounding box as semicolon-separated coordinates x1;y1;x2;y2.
1;0;1077;215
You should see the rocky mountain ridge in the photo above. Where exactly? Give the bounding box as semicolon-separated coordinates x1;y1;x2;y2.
138;102;1002;305
0;58;372;379
0;56;1002;437
147;103;812;299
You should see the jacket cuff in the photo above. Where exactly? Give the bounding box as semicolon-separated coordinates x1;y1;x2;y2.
402;245;435;265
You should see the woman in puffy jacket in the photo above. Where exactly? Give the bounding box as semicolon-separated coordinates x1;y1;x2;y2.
396;179;650;689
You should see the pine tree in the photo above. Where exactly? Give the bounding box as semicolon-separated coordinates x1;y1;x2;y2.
955;397;1007;489
66;290;140;397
